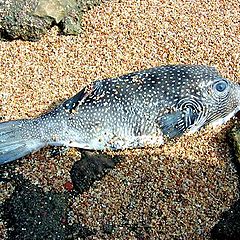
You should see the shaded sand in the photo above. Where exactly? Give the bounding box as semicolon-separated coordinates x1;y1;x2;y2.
0;0;240;238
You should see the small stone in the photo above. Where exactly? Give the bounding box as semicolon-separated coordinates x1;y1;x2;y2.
64;181;74;191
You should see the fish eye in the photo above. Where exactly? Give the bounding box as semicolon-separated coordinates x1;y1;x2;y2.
214;80;228;92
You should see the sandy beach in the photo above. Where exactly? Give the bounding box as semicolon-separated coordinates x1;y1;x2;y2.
0;0;240;239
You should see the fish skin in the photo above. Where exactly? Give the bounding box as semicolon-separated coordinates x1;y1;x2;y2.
0;65;239;164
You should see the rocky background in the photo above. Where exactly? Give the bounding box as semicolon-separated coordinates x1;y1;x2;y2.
0;0;102;40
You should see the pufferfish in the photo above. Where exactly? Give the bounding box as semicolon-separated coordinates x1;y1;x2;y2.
0;65;239;164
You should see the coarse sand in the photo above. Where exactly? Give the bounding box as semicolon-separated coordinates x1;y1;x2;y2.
0;0;240;239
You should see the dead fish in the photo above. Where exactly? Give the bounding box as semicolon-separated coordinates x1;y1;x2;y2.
0;65;239;164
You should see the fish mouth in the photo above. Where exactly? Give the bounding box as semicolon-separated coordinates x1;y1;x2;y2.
188;103;240;133
209;105;240;128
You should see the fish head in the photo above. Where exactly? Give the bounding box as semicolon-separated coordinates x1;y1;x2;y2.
157;65;239;137
199;75;240;128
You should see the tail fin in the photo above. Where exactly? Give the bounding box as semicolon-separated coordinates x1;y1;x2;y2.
0;120;45;164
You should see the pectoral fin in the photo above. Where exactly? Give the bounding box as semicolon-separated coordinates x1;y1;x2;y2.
156;107;199;138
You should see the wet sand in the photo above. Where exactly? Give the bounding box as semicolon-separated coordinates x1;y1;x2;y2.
0;0;240;238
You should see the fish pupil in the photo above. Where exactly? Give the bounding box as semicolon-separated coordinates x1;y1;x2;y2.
215;81;227;92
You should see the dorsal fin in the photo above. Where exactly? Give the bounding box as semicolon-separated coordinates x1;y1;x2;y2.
62;88;87;113
61;82;100;113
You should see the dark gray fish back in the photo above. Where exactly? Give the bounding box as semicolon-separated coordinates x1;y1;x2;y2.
63;65;220;113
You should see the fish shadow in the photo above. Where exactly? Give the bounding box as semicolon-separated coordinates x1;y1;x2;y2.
0;151;142;239
0;174;97;239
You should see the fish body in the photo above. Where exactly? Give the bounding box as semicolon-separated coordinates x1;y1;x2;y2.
0;65;239;164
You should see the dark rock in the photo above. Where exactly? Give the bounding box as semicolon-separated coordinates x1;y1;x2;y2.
61;0;102;35
210;199;240;240
33;0;77;23
0;0;52;41
0;0;102;41
59;5;83;35
70;151;122;193
229;125;240;164
2;175;69;240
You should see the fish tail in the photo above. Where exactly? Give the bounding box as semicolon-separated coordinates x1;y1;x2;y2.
0;119;45;164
